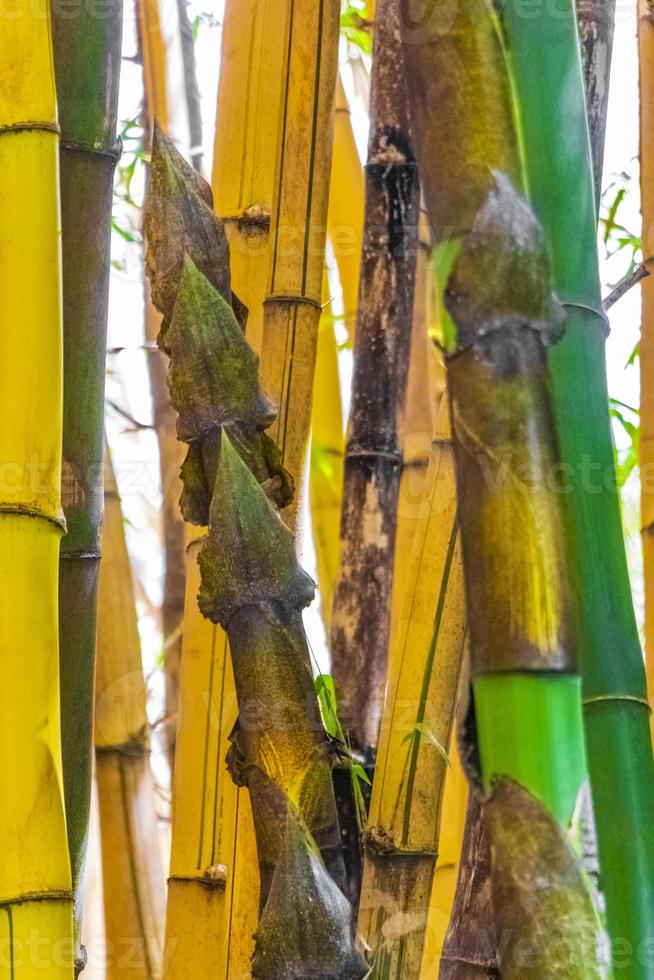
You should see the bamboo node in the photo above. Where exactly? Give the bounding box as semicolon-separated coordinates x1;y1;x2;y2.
236;204;271;233
204;864;228;887
362;825;396;855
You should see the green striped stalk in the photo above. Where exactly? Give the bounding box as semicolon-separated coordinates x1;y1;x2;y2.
499;6;654;973
51;5;123;968
401;3;608;976
145;128;364;979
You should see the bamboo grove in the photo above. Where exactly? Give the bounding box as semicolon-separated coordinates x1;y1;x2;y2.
1;0;654;978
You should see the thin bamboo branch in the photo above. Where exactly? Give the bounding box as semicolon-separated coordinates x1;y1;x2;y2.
137;0;196;772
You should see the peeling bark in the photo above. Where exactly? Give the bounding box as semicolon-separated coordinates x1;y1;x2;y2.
331;0;419;755
576;0;617;203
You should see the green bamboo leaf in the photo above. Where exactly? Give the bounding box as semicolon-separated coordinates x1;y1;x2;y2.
401;723;451;767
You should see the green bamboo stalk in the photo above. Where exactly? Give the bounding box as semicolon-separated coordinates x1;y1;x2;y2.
145;129;364;979
330;0;419;755
401;2;608;976
51;5;123;969
499;6;654;973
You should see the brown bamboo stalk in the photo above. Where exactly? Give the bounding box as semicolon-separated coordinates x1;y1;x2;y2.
330;0;419;752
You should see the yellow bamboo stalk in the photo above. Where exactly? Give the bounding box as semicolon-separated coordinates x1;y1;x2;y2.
389;212;437;638
164;4;291;974
138;0;169;132
357;390;467;977
137;0;188;769
640;0;654;722
310;272;345;638
94;453;166;979
329;72;365;340
211;0;290;356
259;0;342;520
163;539;259;979
0;3;74;974
309;76;363;635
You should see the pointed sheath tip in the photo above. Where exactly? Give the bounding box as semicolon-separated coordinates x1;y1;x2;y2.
197;432;315;627
167;257;276;438
252;812;366;980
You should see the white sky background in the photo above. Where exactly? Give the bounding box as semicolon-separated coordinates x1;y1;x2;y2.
85;7;647;971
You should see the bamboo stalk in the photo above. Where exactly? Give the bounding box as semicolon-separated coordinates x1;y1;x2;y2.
331;0;419;753
211;0;290;356
0;2;74;973
329;73;365;341
389;213;437;640
640;0;654;730
357;396;466;977
51;3;122;965
437;798;498;980
310;275;345;639
164;5;292;972
95;453;166;979
137;0;193;772
576;0;617;204
145;133;364;975
404;3;607;975
309;75;365;635
259;0;341;521
500;4;654;967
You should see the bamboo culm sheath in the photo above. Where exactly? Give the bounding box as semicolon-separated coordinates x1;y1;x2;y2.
145;129;365;979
